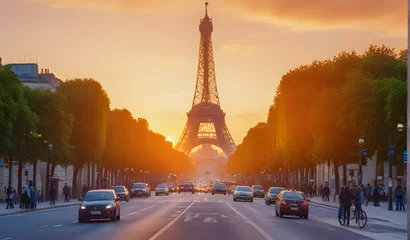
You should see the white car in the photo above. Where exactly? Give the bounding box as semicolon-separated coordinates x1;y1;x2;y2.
155;183;169;196
233;186;253;202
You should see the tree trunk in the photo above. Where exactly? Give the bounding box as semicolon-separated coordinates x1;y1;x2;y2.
72;167;80;199
91;163;95;189
334;160;340;197
33;157;37;187
18;159;23;198
110;169;114;186
50;163;56;179
87;162;91;188
343;164;347;186
45;162;50;201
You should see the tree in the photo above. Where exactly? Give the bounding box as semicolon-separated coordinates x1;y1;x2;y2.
57;79;110;196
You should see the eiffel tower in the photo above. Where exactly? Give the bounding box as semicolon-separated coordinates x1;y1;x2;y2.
175;2;236;157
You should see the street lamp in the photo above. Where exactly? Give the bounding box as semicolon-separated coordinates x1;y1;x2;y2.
388;123;404;211
358;138;364;185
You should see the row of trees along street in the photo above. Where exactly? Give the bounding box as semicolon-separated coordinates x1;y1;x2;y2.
0;67;195;199
225;45;407;193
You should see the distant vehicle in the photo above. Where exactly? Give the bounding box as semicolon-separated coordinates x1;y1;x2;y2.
228;185;237;194
265;187;285;205
131;183;151;198
275;190;309;219
78;189;121;223
110;186;130;202
252;185;265;198
177;182;195;194
233;186;253;202
155;183;170;196
212;183;227;195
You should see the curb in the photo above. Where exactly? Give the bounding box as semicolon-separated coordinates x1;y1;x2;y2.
309;200;339;209
0;203;80;217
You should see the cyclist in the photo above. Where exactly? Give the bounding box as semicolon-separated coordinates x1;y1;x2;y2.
339;185;355;226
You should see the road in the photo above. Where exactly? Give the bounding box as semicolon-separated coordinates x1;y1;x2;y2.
0;193;405;240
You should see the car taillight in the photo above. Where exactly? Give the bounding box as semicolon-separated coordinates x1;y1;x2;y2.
301;201;308;207
280;200;286;206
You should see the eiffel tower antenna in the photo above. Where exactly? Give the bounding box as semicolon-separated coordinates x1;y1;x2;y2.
175;3;236;157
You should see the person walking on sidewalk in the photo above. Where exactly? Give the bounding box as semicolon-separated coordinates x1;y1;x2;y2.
373;183;380;207
5;185;12;209
324;183;330;202
63;183;70;202
49;184;56;205
394;185;405;211
365;184;372;207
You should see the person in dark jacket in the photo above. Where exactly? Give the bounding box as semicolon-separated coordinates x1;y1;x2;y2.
49;184;56;205
373;183;380;206
394;185;405;211
339;185;355;225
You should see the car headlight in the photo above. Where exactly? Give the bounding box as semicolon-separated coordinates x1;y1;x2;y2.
106;205;113;209
80;206;86;209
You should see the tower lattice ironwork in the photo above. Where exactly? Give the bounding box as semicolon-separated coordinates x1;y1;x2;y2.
175;2;236;157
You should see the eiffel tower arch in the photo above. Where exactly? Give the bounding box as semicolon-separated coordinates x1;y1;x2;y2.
175;2;236;157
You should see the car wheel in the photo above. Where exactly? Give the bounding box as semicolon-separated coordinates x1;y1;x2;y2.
279;211;283;218
233;198;237;202
192;192;195;194
117;212;121;220
250;199;253;203
78;218;87;223
156;193;158;196
275;209;279;217
267;202;271;205
178;191;180;194
304;214;308;219
224;193;226;195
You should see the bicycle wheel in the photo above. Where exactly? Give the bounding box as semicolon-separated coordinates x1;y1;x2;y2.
357;209;367;228
338;207;345;226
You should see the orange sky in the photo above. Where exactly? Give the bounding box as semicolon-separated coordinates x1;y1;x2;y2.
0;0;406;146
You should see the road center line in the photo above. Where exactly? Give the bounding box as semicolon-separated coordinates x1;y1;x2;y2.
127;212;137;216
2;238;11;240
225;201;275;240
141;205;157;211
148;201;195;240
52;224;63;228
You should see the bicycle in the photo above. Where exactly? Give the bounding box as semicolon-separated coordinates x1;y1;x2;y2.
338;202;367;228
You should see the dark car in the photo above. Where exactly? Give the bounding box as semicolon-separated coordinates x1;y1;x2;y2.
110;186;130;202
131;183;151;198
265;187;285;205
78;189;121;223
252;185;265;198
177;182;195;194
275;190;309;219
212;183;227;195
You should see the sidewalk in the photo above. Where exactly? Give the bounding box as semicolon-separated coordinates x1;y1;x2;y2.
0;199;80;216
309;197;406;228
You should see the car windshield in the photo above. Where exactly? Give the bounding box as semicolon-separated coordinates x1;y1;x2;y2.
253;186;263;190
214;184;226;188
269;188;284;194
132;183;146;188
110;186;125;192
83;191;114;201
157;184;167;188
236;187;252;192
283;192;305;200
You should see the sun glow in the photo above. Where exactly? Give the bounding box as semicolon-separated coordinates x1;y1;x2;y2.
166;136;173;142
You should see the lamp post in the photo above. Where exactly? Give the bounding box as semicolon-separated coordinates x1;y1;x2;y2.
388;123;404;211
45;142;52;200
358;138;364;185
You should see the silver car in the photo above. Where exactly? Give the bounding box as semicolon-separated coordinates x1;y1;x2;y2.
233;186;253;202
155;183;169;196
265;187;285;205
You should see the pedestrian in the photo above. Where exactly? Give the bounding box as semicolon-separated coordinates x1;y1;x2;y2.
49;184;56;205
63;183;70;202
339;185;355;226
324;183;330;201
394;185;405;211
365;184;372;207
373;183;380;207
5;185;12;209
8;188;14;209
32;187;39;209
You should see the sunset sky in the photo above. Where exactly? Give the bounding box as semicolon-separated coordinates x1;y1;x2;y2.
0;0;406;148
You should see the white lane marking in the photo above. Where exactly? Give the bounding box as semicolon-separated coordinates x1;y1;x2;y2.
169;214;179;218
2;238;11;240
225;201;275;240
203;217;217;223
36;230;44;232
141;205;157;211
72;221;78;224
148;201;195;240
127;212;137;216
204;198;207;201
174;211;182;213
53;224;63;228
40;225;48;228
219;200;223;203
295;220;306;225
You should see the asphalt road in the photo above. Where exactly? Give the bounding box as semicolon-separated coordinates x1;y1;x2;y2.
0;193;405;240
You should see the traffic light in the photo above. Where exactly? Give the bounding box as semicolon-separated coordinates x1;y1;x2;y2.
16;170;19;176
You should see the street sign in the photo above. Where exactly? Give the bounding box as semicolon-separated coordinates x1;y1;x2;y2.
389;146;395;155
403;150;407;164
362;150;367;156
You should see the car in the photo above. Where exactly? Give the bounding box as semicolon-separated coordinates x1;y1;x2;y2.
233;186;253;202
110;186;130;202
131;183;151;198
212;183;227;195
155;183;170;196
275;190;309;219
177;182;195;194
252;185;265;198
78;189;121;223
265;187;285;205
